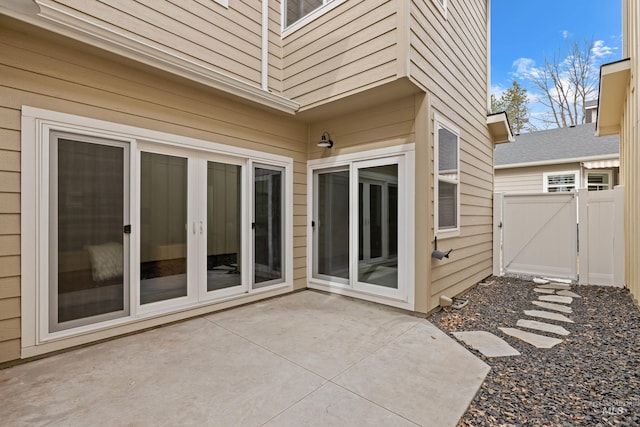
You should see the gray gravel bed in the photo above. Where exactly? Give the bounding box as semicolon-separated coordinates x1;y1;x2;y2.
429;276;640;426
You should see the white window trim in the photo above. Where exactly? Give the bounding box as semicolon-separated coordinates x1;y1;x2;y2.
543;170;580;192
306;144;415;312
434;113;460;239
431;0;448;19
282;0;347;37
213;0;229;7
21;106;293;356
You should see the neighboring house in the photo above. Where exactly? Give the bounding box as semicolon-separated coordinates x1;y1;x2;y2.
494;123;620;194
0;0;510;363
596;0;639;304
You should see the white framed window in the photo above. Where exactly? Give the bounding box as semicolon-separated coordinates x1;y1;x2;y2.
282;0;347;35
586;170;612;191
543;171;579;192
434;115;460;238
307;144;415;311
432;0;448;19
21;107;293;350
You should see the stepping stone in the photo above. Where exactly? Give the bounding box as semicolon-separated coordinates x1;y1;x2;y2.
533;278;549;284
516;319;570;336
499;327;563;349
452;331;521;357
543;277;572;284
556;290;581;298
524;310;574;323
533;288;555;294
537;283;571;290
532;300;573;314
538;295;573;304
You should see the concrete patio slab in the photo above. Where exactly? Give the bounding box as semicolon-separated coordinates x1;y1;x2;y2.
556;290;582;298
265;382;418;427
538;295;573;304
452;331;521;357
0;317;325;426
0;291;486;427
206;291;420;379
531;300;573;313
333;322;490;427
499;327;563;349
516;319;570;336
524;309;574;323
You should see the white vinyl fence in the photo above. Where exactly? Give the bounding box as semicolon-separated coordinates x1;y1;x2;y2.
493;187;624;286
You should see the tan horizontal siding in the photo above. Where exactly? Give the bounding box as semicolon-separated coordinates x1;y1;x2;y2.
308;96;415;159
283;0;399;108
0;16;308;363
408;1;493;310
42;0;263;86
0;277;20;299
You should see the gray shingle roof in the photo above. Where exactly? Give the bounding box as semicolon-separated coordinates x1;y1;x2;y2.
494;124;619;167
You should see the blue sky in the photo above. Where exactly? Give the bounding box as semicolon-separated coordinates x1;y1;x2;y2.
491;0;622;129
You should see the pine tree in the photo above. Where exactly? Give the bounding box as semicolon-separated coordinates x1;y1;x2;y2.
492;81;529;134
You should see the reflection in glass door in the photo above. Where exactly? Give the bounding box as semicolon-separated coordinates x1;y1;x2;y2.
50;134;129;332
140;152;188;304
253;166;284;287
206;162;242;292
357;164;398;289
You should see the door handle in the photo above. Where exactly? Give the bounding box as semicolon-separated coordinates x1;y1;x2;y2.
200;221;203;235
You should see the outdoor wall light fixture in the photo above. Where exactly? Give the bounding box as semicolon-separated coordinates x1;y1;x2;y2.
432;236;453;260
317;131;333;148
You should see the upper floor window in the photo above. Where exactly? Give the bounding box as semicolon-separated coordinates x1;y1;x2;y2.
435;117;460;235
286;0;329;27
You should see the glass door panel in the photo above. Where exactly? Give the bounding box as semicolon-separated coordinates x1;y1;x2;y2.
50;135;128;331
357;164;398;289
253;166;284;287
140;152;188;304
314;170;349;281
206;162;242;291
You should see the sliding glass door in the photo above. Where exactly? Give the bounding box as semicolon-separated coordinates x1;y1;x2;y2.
312;156;404;300
49;133;129;332
253;165;285;288
206;162;242;292
356;163;398;290
313;169;350;282
139;152;189;305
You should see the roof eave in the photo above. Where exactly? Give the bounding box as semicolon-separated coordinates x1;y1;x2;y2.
596;58;631;136
487;112;514;144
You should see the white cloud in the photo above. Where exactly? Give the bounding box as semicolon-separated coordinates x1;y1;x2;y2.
562;30;573;39
591;40;615;58
511;57;536;77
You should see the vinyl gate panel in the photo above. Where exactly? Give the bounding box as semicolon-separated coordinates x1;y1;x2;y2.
583;191;615;284
578;188;624;287
500;193;577;279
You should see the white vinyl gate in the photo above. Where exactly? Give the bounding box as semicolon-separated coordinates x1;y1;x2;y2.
493;188;624;286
